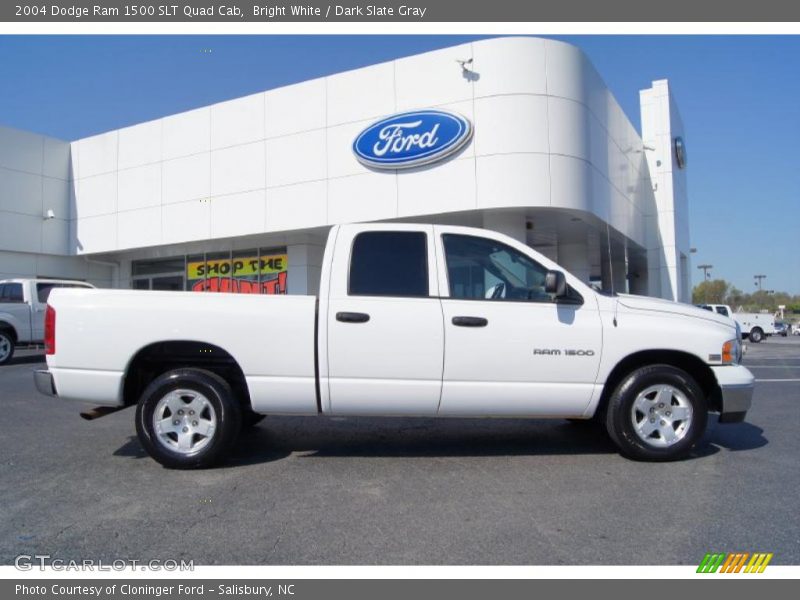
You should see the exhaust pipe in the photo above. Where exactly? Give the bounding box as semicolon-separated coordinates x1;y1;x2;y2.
80;406;129;421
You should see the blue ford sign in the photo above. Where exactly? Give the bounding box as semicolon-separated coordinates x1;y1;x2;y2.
353;109;473;170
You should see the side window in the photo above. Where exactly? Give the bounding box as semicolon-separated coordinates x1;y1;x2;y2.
349;231;429;297
37;283;58;303
716;306;729;317
0;283;23;303
443;234;551;302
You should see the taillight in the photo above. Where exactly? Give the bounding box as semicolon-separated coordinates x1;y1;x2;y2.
45;305;56;355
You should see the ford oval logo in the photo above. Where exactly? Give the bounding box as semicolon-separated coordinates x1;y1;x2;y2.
353;109;473;169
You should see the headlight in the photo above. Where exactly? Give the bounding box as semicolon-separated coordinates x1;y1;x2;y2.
722;338;741;365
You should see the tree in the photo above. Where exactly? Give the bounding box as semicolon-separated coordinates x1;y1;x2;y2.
691;278;800;313
692;279;730;304
726;286;744;308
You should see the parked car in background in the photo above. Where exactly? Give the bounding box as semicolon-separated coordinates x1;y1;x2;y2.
0;279;95;365
774;322;788;337
696;304;776;343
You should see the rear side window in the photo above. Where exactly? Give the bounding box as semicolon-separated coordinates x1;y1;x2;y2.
37;283;58;303
0;283;23;303
349;231;429;297
36;282;89;303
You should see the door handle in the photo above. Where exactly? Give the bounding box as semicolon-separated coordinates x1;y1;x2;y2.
452;316;488;327
336;312;370;323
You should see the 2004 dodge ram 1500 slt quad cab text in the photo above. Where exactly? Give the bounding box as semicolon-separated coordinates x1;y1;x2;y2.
34;223;754;468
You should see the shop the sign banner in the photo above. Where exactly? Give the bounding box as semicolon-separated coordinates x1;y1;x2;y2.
187;254;287;295
187;255;287;279
353;109;472;169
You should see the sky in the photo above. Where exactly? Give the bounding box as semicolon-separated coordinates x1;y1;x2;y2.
0;35;797;294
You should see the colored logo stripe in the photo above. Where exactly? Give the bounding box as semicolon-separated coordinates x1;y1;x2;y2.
745;553;773;573
697;552;773;573
697;553;726;573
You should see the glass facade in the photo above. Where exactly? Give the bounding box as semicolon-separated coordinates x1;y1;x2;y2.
131;248;288;294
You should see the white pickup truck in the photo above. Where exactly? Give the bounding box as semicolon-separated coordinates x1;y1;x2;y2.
35;224;754;468
0;278;95;365
697;304;776;343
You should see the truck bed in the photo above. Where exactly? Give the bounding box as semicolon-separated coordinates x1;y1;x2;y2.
47;289;318;413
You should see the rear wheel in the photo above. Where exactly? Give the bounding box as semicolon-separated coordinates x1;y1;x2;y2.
0;330;15;365
135;368;242;469
605;365;707;461
749;327;763;343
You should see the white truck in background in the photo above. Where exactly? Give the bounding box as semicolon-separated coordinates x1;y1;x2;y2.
0;279;95;365
35;223;754;468
697;304;776;343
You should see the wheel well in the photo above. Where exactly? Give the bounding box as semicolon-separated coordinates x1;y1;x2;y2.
0;322;17;343
122;341;250;409
598;350;721;416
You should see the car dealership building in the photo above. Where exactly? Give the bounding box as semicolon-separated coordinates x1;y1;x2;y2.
0;37;691;301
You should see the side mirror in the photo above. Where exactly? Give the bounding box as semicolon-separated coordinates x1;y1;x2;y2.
545;270;567;297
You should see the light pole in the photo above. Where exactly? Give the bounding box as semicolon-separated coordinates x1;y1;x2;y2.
697;264;713;280
754;274;766;291
697;264;712;303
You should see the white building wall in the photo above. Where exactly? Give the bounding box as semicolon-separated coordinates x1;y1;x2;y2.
0;38;686;301
70;37;655;270
0;125;112;286
640;79;691;302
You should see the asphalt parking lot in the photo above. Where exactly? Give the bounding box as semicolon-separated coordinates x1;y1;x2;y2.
1;337;798;566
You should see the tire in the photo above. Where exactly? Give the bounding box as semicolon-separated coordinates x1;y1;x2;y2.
135;368;242;469
749;328;764;343
0;330;15;366
605;364;707;462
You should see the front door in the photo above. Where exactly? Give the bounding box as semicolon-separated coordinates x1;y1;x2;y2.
435;229;603;417
325;227;445;416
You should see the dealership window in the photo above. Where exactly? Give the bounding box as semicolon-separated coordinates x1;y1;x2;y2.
185;254;206;292
132;248;288;295
132;257;185;291
349;231;428;297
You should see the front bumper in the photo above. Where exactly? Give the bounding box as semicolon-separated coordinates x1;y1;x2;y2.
34;369;56;397
710;365;754;424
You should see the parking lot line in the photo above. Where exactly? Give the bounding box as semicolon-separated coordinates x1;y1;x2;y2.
755;378;800;382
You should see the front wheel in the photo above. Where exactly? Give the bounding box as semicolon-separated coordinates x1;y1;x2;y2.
0;330;14;365
135;368;242;469
749;328;764;343
605;365;707;461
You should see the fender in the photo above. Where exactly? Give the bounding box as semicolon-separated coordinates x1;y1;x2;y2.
0;315;21;340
